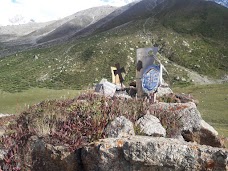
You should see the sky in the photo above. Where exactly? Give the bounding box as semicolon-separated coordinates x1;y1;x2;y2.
0;0;136;26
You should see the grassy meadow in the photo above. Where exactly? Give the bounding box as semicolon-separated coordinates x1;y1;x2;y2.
0;88;80;114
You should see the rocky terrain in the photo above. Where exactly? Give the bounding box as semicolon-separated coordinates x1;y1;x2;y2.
0;90;227;170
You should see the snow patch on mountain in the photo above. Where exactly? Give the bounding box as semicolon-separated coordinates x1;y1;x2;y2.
8;14;35;25
208;0;228;8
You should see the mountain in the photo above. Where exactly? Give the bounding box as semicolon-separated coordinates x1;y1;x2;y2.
0;0;227;92
32;6;117;44
208;0;228;7
0;21;54;41
0;6;117;56
93;0;166;33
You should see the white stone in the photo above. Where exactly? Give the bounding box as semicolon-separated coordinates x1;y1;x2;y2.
0;113;12;117
105;116;135;138
102;81;116;97
182;40;190;47
136;114;166;137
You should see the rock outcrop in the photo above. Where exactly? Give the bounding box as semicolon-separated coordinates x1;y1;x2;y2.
4;136;227;171
82;136;228;171
0;93;226;170
182;120;223;148
152;102;202;133
16;136;82;171
151;102;224;147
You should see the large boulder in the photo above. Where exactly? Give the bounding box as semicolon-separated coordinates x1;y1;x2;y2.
14;136;82;171
151;102;201;137
182;120;224;148
81;136;228;171
105;116;135;138
151;102;223;147
81;139;129;171
136;114;166;137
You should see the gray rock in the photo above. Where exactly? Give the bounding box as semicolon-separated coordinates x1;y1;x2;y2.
0;114;12;117
136;114;166;137
156;86;173;97
82;138;129;171
105;116;135;138
175;76;180;81
82;136;228;171
181;77;186;82
152;102;202;133
33;55;39;60
96;79;117;97
182;120;224;148
20;136;82;171
94;83;103;93
151;102;223;147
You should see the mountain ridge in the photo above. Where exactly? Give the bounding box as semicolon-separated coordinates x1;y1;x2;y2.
0;0;227;57
0;6;117;55
0;0;227;92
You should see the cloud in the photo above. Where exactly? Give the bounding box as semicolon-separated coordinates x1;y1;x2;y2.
0;0;136;26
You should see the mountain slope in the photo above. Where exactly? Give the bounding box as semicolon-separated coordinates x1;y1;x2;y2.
35;6;117;44
157;0;228;73
0;22;48;36
0;6;117;56
0;21;54;41
0;0;227;92
93;0;165;33
71;1;141;38
158;0;228;40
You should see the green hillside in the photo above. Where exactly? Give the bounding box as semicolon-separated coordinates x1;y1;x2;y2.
157;0;228;74
0;0;227;92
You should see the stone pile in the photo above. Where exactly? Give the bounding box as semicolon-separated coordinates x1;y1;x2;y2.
0;93;227;170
